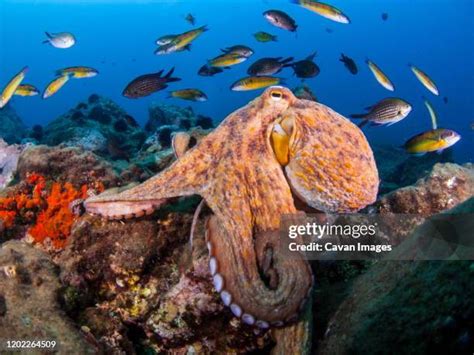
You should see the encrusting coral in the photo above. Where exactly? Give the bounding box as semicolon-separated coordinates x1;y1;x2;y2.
0;172;103;249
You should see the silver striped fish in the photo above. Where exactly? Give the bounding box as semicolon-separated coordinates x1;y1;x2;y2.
350;98;412;128
123;67;181;99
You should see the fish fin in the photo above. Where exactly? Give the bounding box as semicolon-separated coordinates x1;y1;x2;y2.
370;122;384;127
357;120;369;128
306;52;317;61
42;40;50;44
350;113;367;119
154;69;164;77
164;67;175;78
436;149;444;155
184;44;192;51
281;57;294;65
223;67;231;70
220;48;229;53
200;25;209;32
364;105;373;110
411;152;427;157
45;32;53;39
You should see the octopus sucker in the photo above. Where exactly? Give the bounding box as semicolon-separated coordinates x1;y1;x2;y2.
85;86;379;332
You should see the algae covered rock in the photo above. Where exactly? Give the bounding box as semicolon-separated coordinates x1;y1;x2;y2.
318;198;474;355
0;241;95;353
16;144;120;187
0;104;27;144
58;206;273;353
377;163;474;215
42;94;146;160
374;145;455;193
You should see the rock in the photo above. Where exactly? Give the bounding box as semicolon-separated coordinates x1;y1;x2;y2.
318;199;474;355
58;205;272;353
0;241;95;353
42;95;146;160
0;104;27;144
0;139;24;190
377;163;474;215
146;103;196;133
292;85;317;102
16;145;120;187
374;145;455;193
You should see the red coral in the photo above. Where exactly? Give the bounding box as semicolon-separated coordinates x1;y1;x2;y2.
0;173;96;249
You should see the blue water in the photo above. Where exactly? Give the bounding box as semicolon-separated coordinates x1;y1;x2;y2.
1;0;473;162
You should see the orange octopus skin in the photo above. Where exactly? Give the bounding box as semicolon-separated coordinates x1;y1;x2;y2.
85;87;379;328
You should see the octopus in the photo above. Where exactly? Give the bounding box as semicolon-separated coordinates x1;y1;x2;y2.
85;87;379;329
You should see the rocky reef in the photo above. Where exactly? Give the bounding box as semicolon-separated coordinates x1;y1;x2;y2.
0;91;472;353
0;104;27;144
42;94;146;160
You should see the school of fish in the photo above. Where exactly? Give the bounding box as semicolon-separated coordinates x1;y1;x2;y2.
0;0;461;155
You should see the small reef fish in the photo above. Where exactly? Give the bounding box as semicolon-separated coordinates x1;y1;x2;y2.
209;52;248;67
43;74;71;99
155;42;191;55
198;64;224;76
350;98;412;128
155;34;177;45
366;59;395;91
155;26;207;54
43;32;76;49
230;76;282;91
0;66;28;108
381;13;389;21
169;89;207;102
292;0;350;24
173;25;208;48
221;45;254;58
423;98;438;130
254;31;277;42
404;129;461;155
410;64;439;96
14;84;39;96
55;66;98;78
185;13;196;26
340;53;358;75
247;57;294;76
263;10;298;32
123;67;181;99
291;52;320;78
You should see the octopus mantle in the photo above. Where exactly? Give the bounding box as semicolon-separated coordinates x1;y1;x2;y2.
86;87;379;328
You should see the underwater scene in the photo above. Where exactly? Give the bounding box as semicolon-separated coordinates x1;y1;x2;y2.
0;0;473;354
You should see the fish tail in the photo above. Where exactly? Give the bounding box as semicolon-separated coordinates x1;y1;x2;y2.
357;120;369;128
165;67;175;78
350;113;367;119
45;31;52;39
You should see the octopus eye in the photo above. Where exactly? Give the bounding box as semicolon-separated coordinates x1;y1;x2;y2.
270;90;283;100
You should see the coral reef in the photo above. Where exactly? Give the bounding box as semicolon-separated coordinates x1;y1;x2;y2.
0;139;24;189
42;95;146;159
0;241;96;353
0;104;27;144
